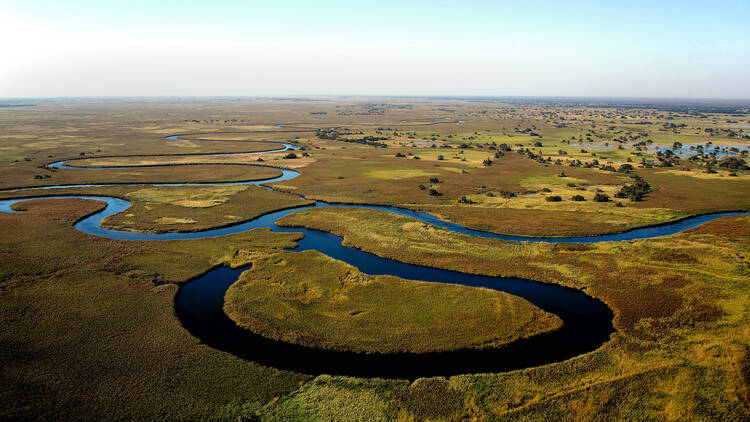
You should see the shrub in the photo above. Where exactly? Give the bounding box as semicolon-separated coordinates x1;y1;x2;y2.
282;153;298;159
429;176;440;183
593;193;610;202
618;164;635;173
428;188;441;196
572;195;585;201
545;195;562;202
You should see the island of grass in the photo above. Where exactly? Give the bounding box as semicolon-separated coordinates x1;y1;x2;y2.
223;250;562;354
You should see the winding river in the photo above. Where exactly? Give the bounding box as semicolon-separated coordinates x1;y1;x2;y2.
1;132;747;379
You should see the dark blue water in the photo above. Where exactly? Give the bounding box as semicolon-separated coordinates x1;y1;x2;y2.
1;133;747;379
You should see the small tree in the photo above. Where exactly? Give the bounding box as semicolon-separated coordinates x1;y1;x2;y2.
593;193;610;202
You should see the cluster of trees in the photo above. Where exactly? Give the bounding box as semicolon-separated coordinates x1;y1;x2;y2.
615;174;651;201
655;150;681;167
718;157;749;170
338;136;388;148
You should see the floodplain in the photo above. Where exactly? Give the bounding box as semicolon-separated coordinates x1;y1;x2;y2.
1;97;749;421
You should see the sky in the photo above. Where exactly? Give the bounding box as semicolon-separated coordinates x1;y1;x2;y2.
1;0;749;99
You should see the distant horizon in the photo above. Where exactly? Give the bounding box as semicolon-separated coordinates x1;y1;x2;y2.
2;95;750;105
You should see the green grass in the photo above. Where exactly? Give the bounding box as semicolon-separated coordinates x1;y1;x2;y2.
224;250;561;353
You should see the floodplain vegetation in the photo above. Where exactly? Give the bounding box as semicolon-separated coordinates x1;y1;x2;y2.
224;250;561;353
0;98;749;421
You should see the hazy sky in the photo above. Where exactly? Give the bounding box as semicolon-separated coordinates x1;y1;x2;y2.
2;0;749;98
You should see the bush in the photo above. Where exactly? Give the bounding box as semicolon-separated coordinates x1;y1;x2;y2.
545;195;562;202
593;193;610;202
572;195;585;201
428;188;441;196
482;158;493;166
618;164;635;173
282;153;298;159
395;152;405;157
429;177;440;183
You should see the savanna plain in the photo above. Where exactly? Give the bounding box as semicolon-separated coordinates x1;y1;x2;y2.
1;97;749;421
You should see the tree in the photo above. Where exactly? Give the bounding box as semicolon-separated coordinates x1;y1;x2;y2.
617;164;634;173
615;174;651;201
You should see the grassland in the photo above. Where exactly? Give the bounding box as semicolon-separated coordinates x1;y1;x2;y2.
224;250;561;353
1;98;749;421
